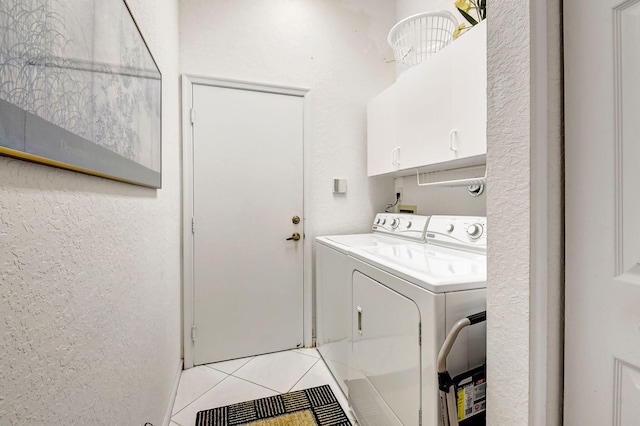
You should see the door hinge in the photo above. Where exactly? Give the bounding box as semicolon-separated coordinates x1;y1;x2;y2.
190;108;195;124
418;322;422;346
191;325;196;342
192;217;195;234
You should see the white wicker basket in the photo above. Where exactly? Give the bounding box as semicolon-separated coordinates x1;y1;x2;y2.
388;11;458;74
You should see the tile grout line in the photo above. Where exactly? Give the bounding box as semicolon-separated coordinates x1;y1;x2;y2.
171;373;232;418
228;370;287;394
294;348;321;359
224;352;321;394
204;356;255;375
300;354;321;360
226;350;320;393
286;357;320;393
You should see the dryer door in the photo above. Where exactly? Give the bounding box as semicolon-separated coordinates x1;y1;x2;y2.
349;271;421;426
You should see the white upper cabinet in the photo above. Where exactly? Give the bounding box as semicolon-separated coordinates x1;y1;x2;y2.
367;85;399;176
367;20;487;177
449;21;487;163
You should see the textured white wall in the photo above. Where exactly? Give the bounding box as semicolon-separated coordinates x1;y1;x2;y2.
393;177;486;216
0;1;182;424
396;0;459;21
486;2;532;425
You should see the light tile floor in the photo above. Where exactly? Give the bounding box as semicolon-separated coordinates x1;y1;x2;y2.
170;348;354;426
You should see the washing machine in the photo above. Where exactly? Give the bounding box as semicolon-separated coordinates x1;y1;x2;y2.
315;213;431;397
346;215;487;426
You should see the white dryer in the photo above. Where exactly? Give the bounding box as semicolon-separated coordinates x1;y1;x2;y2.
315;214;430;398
347;215;487;426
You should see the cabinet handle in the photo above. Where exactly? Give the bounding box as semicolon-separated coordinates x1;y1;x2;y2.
357;306;363;335
449;130;458;152
391;147;400;166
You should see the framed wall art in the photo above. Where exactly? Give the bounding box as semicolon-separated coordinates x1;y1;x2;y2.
0;0;162;188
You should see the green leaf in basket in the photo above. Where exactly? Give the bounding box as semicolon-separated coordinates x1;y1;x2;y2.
458;8;478;26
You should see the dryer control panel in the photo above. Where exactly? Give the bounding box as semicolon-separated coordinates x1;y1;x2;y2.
426;216;487;253
371;213;429;241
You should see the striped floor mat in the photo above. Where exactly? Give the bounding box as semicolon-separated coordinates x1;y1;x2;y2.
195;384;350;426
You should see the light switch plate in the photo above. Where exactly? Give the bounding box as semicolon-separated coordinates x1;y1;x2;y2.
333;179;347;194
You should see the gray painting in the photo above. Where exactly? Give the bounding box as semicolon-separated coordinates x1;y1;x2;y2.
0;0;161;187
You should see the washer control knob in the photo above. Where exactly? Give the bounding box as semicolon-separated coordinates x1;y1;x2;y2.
376;218;381;224
466;224;483;239
407;221;412;229
391;218;399;229
446;224;455;233
382;219;386;225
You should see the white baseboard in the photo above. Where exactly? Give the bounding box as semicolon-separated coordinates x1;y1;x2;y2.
163;358;183;426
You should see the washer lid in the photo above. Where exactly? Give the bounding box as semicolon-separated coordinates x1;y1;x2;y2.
323;234;391;246
349;243;486;293
316;233;422;253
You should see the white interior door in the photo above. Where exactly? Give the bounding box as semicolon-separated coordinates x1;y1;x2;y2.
189;82;305;365
565;1;640;423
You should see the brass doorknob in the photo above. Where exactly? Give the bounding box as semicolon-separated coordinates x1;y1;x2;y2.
292;215;301;224
286;232;301;241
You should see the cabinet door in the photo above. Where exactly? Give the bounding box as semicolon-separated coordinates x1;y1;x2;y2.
349;271;421;426
367;86;398;176
366;21;487;176
396;41;454;170
449;21;487;163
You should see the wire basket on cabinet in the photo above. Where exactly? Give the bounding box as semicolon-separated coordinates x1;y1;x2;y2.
388;11;458;74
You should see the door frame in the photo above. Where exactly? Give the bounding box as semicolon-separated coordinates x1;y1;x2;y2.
181;75;310;368
484;1;564;423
